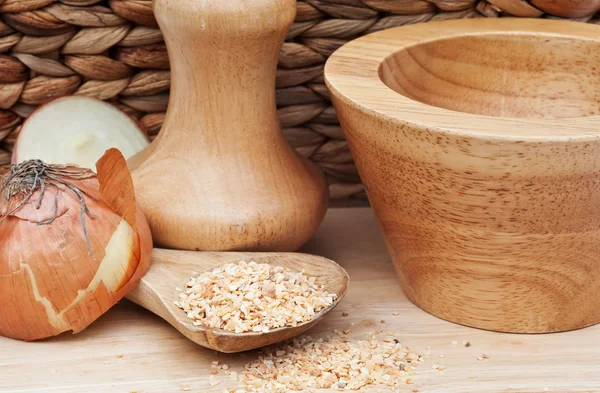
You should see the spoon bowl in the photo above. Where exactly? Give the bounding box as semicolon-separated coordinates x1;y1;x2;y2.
126;249;349;353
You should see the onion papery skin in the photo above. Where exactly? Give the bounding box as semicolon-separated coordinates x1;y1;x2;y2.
0;152;152;341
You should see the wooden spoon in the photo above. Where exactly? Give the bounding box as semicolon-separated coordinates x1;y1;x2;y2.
126;249;349;353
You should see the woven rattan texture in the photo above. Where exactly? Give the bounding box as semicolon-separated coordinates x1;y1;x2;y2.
0;0;599;201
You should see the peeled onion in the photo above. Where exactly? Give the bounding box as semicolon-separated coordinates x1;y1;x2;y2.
0;149;152;341
13;96;149;170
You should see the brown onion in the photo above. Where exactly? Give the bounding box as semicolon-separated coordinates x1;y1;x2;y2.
0;149;152;341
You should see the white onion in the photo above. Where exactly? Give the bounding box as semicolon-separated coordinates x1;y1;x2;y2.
13;96;149;170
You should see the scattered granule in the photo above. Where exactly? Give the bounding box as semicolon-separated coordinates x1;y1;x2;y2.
478;354;490;361
380;320;386;324
180;385;190;392
342;312;349;317
116;354;123;359
392;312;400;316
236;334;422;392
406;379;414;385
465;341;471;347
174;261;337;333
412;389;419;392
432;364;440;369
209;369;219;375
210;380;221;387
221;364;230;370
438;365;447;371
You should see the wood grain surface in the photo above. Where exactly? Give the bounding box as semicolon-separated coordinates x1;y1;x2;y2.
380;33;600;119
1;208;599;393
126;249;349;353
325;18;600;333
128;0;328;252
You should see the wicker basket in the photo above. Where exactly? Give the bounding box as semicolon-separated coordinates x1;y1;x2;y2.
0;0;598;202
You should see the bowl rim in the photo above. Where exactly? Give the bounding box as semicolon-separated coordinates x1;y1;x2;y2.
324;18;600;141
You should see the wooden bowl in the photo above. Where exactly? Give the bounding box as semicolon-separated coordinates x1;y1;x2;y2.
325;18;600;333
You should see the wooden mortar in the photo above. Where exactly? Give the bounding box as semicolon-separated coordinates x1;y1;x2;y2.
325;18;600;333
129;0;328;252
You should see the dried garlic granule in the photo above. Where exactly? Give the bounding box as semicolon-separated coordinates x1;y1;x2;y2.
232;334;422;392
174;261;337;333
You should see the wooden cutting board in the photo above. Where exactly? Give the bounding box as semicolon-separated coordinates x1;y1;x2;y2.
1;208;599;393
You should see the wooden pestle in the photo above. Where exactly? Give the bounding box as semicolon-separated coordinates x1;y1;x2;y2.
129;0;328;251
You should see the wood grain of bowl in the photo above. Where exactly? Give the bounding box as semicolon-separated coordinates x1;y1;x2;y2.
325;18;600;333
